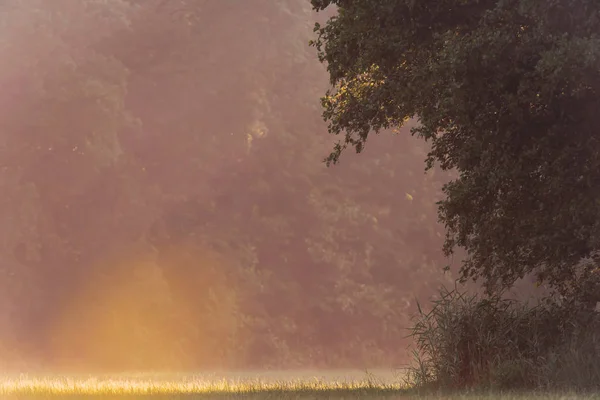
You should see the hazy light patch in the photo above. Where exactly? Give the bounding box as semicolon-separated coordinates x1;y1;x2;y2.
46;245;240;372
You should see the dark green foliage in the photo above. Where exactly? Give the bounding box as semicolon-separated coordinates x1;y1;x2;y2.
310;0;600;296
406;287;600;391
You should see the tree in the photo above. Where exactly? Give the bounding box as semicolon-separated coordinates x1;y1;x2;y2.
0;0;457;370
310;0;600;300
113;0;454;367
0;0;142;365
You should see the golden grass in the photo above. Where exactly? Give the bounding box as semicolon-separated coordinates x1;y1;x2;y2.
0;374;405;399
1;374;599;399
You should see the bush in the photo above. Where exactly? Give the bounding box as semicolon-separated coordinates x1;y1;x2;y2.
406;286;600;391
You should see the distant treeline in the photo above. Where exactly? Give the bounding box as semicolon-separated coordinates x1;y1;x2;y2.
0;0;454;371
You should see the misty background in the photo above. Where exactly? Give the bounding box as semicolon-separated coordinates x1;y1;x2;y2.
0;0;457;372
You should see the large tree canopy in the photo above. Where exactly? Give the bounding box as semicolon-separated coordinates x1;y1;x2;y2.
310;0;600;298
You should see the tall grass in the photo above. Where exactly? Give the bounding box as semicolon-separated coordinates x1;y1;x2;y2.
2;374;600;399
0;373;406;399
405;287;600;392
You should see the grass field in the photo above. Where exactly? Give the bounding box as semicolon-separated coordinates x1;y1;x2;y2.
0;371;598;399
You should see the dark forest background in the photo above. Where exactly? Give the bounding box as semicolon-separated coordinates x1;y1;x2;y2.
0;0;460;372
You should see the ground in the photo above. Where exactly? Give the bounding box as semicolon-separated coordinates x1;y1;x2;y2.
0;371;598;399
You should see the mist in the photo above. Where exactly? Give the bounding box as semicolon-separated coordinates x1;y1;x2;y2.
0;0;455;373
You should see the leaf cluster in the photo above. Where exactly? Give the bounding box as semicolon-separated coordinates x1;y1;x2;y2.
311;0;600;295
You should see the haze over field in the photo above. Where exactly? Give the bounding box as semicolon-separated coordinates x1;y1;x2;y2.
0;0;455;373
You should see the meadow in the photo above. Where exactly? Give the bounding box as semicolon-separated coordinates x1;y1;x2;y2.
1;371;598;400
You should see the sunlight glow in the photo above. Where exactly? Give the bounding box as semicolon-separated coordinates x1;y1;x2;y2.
46;245;240;371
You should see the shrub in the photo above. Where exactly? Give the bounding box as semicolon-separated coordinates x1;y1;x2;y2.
406;286;600;391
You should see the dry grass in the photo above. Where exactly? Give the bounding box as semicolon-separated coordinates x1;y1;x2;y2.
0;374;599;399
0;373;404;399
